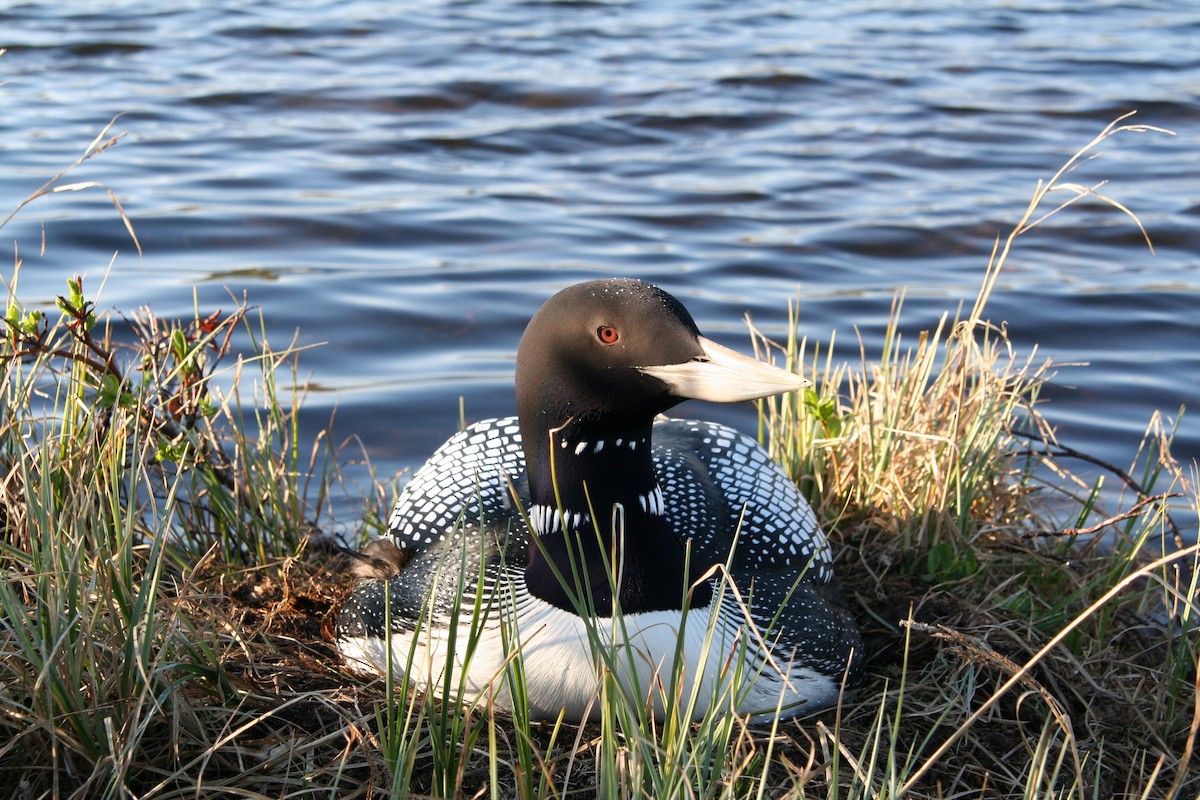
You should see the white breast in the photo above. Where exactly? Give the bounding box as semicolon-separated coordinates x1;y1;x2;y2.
338;568;840;722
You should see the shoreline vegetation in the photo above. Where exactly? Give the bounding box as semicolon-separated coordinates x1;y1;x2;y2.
2;114;1196;798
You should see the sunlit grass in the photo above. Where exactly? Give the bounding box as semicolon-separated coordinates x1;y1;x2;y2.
0;113;1195;798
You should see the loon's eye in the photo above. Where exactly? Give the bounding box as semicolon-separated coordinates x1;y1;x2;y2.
596;325;620;345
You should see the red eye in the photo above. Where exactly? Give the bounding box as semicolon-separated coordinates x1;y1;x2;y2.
596;325;620;344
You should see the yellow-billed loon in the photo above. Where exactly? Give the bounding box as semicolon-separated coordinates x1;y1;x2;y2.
337;278;862;720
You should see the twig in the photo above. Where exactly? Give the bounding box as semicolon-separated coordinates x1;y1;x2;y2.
904;621;1076;743
1022;491;1183;539
5;346;114;380
1015;430;1185;549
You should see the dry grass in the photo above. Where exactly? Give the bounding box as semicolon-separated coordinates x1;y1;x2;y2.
1;114;1196;799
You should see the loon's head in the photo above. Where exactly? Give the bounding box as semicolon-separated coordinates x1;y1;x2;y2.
515;277;804;439
513;278;808;615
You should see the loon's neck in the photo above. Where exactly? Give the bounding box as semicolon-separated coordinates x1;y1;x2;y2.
521;417;712;615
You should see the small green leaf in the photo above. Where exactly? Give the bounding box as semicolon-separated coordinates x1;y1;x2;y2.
804;388;844;437
155;441;187;463
96;372;134;409
21;310;43;334
923;542;980;583
170;329;189;362
67;276;84;308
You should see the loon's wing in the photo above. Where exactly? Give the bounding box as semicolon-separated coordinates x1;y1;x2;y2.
387;416;529;552
342;416;529;639
650;418;831;581
650;418;860;678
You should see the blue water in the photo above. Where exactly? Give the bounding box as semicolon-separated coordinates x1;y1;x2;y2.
2;0;1197;530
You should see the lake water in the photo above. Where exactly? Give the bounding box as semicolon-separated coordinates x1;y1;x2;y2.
2;0;1197;533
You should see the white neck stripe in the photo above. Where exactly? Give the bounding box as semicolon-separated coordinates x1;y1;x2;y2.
530;503;590;535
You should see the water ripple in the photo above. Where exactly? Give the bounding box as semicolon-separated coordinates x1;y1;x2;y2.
0;0;1196;487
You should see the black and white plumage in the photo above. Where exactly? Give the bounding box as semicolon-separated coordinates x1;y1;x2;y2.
337;278;862;721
